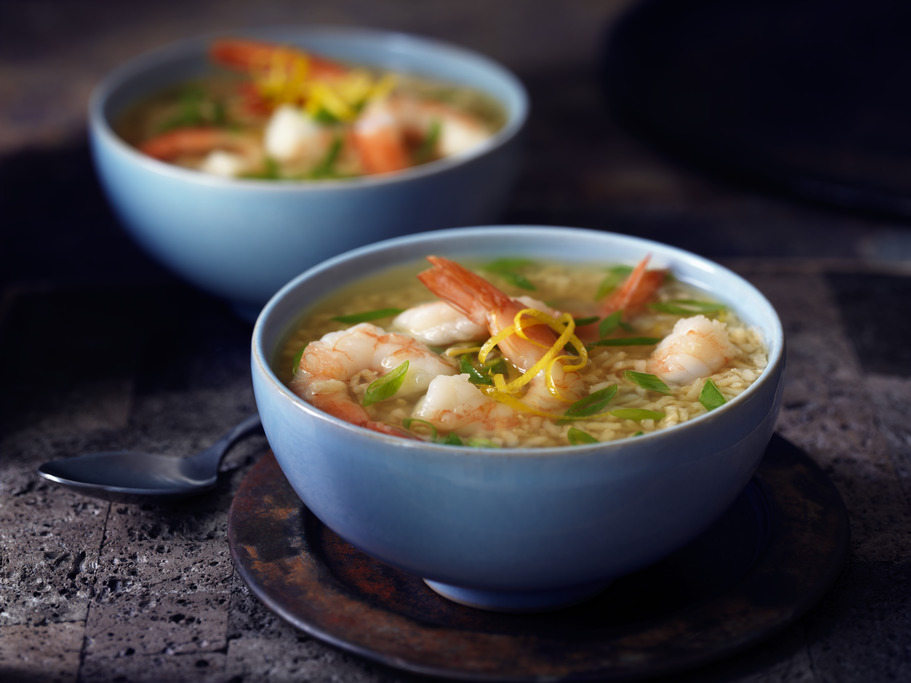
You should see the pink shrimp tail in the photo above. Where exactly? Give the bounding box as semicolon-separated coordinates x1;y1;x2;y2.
209;38;347;80
601;255;667;317
417;256;514;328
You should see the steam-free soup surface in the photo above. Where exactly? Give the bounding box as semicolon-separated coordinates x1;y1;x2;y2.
278;257;768;448
117;38;505;180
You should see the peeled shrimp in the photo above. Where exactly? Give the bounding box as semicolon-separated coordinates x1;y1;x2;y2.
392;301;487;346
417;256;585;409
290;322;456;437
576;255;667;341
209;38;347;81
601;255;667;319
352;94;493;174
136;127;263;176
412;374;519;438
392;296;556;346
647;315;738;384
263;104;337;165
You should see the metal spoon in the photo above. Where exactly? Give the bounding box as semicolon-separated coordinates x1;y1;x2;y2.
37;414;263;501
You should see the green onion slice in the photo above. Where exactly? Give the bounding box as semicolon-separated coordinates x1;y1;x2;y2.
414;119;442;164
595;266;633;300
649;299;727;315
573;316;600;327
624;370;673;395
291;344;307;374
561;385;618;421
363;361;409;406
402;417;438;440
332;307;404;324
483;259;537;291
568;427;599;445
611;408;665;421
590;337;661;347
699;378;727;411
598;310;623;338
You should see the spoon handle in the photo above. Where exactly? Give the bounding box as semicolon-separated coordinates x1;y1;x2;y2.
191;413;263;471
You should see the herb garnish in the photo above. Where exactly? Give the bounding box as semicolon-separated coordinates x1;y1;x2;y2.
483;259;537;291
567;426;599;445
699;379;727;411
560;385;618;422
332;308;404;324
624;370;672;395
363;361;409;406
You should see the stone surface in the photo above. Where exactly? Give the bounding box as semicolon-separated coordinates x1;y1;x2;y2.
3;0;911;681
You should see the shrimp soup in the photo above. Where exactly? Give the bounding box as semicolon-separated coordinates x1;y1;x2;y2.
276;257;769;448
116;38;506;180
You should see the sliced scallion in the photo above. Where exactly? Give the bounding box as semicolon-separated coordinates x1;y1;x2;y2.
332;307;404;324
561;385;618;422
624;370;672;395
611;408;665;421
649;299;727;315
595;266;633;300
598;310;623;337
363;361;409;406
699;378;727;411
567;427;599;445
590;336;661;347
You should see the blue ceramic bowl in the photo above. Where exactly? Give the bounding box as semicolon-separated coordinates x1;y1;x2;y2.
89;27;528;320
251;226;786;612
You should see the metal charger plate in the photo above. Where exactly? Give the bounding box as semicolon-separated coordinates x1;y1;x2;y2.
227;434;849;681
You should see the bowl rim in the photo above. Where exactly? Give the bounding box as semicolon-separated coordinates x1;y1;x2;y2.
88;25;530;192
252;225;786;457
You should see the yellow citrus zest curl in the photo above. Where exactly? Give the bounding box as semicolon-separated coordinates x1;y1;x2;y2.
479;308;588;409
253;48;396;122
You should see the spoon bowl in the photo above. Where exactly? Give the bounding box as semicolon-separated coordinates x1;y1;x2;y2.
37;414;262;501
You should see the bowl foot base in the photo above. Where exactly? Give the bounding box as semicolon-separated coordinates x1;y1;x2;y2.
423;578;610;613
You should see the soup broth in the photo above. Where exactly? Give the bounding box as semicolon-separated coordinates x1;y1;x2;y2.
117;38;506;180
277;258;769;448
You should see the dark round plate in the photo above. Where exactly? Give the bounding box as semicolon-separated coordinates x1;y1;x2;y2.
602;0;911;218
227;434;848;682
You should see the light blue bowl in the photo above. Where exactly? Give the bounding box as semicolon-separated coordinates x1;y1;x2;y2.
251;226;786;612
88;27;528;320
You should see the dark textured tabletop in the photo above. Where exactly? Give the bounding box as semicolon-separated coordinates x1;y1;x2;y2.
2;1;911;681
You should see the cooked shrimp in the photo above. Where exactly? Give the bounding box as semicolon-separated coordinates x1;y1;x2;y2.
263;104;337;166
647;315;738;384
412;374;520;439
352;94;493;174
290;322;457;437
575;255;667;341
417;256;586;409
136;127;263;176
601;255;667;319
392;295;555;346
392;301;487;346
209;38;347;81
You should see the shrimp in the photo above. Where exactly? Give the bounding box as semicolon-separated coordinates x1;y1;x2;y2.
209;38;347;81
352;95;494;174
290;322;457;437
392;301;487;346
575;255;667;341
136;127;263;176
392;296;555;346
646;315;739;384
262;104;338;166
412;374;520;439
417;256;586;410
